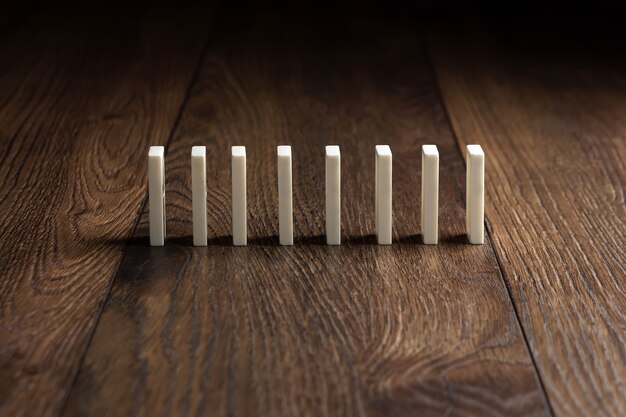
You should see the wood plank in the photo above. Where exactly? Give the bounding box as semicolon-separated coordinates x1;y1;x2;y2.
63;8;551;417
0;3;215;417
429;22;626;417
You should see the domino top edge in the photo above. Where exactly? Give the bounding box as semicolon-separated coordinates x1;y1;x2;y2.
375;145;391;156
191;146;206;156
325;145;340;156
232;146;246;156
467;144;484;156
149;146;164;157
422;144;439;156
277;145;292;156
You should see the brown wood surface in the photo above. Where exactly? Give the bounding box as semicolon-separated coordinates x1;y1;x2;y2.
0;2;215;417
428;23;626;417
61;8;551;417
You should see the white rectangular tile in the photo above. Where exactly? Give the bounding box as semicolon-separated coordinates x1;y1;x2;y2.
148;146;165;246
466;144;485;244
232;146;247;246
421;145;439;244
375;145;392;245
277;145;293;245
191;146;207;246
325;145;341;245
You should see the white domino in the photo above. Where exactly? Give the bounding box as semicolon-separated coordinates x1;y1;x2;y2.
421;145;439;244
232;146;247;246
325;146;341;245
466;144;485;244
375;145;392;245
149;146;166;246
191;146;207;246
277;145;293;245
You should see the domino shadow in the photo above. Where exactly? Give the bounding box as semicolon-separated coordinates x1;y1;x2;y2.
111;233;470;247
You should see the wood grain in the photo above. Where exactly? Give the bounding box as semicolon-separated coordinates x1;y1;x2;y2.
429;22;626;417
0;3;215;417
63;8;551;417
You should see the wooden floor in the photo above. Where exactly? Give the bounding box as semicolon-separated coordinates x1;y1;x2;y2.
0;2;624;417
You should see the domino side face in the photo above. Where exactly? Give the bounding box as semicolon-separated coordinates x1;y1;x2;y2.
466;144;485;244
232;146;247;246
191;146;207;246
375;145;392;245
325;145;341;245
149;146;165;246
277;145;293;245
421;145;439;244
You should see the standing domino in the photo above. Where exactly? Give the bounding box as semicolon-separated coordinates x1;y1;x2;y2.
421;145;439;244
277;145;293;245
232;146;247;246
466;144;485;244
149;146;166;246
375;145;392;245
191;146;207;246
325;146;341;245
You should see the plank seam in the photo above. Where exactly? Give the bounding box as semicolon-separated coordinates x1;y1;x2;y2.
422;32;557;417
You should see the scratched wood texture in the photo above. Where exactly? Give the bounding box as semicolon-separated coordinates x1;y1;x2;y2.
0;2;215;417
428;22;626;417
61;8;551;417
